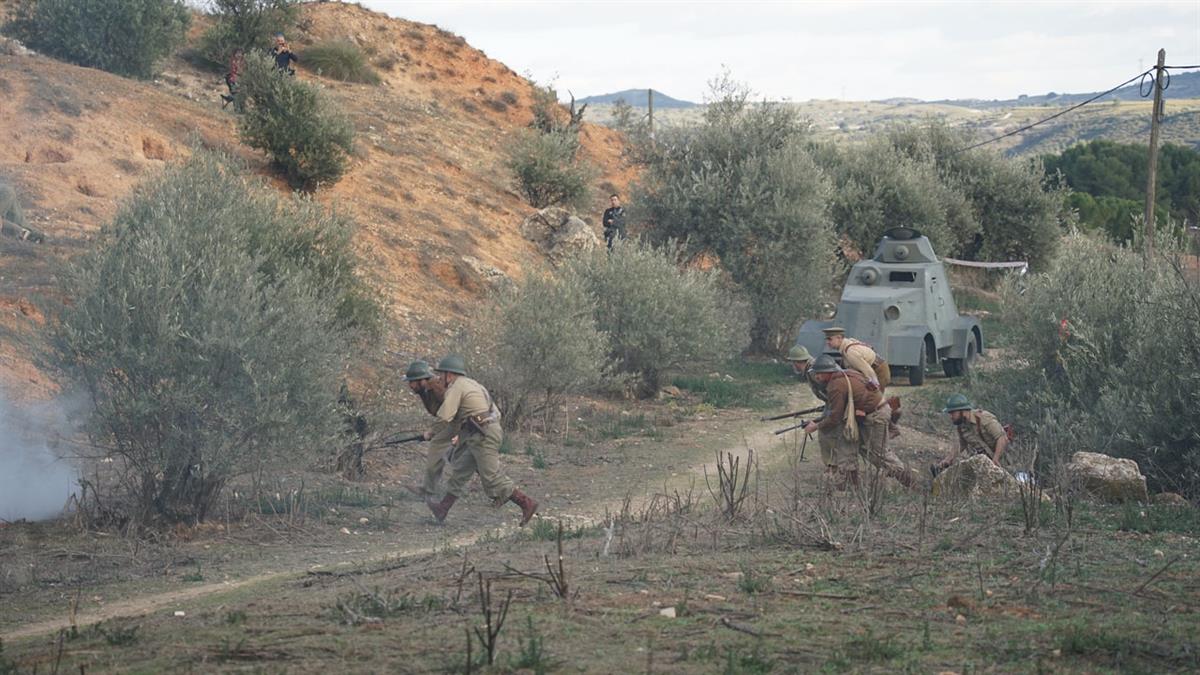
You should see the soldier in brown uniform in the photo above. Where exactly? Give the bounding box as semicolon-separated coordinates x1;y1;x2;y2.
801;355;919;489
934;394;1009;471
423;355;539;526
823;327;890;391
403;360;454;498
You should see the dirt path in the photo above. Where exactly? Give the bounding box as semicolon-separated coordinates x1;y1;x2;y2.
4;387;823;644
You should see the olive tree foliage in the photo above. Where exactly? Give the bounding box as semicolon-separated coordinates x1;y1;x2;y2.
460;272;608;430
505;81;596;210
974;233;1200;496
634;76;835;352
886;125;1070;269
197;0;299;69
2;0;189;79
816;125;1070;270
504;129;594;210
571;240;751;397
236;53;355;190
813;138;978;261
49;152;377;526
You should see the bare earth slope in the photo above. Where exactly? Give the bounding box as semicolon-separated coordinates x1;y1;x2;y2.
0;2;633;396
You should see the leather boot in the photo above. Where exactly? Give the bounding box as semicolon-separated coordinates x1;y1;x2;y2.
426;494;457;523
508;489;539;527
842;469;861;490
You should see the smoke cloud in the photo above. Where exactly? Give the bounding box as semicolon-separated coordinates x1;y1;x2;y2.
0;390;79;522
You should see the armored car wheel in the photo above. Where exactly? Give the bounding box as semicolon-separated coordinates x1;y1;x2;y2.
909;348;927;386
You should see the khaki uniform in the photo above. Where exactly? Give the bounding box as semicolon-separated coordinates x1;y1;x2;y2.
417;387;453;495
435;376;514;502
818;371;914;485
953;409;1006;462
839;338;891;391
806;364;839;466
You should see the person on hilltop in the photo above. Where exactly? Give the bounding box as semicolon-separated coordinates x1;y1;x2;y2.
422;355;539;526
801;355;920;490
403;360;455;499
602;193;626;250
270;33;298;75
932;394;1011;474
0;182;45;244
221;48;245;108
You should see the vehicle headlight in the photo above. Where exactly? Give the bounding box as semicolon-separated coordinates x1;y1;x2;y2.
820;302;837;320
884;305;900;321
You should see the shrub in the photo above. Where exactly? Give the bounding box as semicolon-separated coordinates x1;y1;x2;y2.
635;78;835;351
814;137;978;260
236;53;356;189
3;0;189;79
461;271;608;429
571;241;750;397
504;129;594;209
887;124;1071;270
974;232;1200;496
302;40;381;84
49;152;377;525
197;0;299;69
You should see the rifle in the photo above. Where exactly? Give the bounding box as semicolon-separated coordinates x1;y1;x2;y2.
760;405;824;422
774;419;813;436
364;432;425;454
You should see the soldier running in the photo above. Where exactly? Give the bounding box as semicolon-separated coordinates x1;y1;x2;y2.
801;355;919;489
403;360;454;498
933;394;1009;471
423;355;539;526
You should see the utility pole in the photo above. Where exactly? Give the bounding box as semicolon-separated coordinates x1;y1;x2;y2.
1144;48;1166;261
647;88;654;140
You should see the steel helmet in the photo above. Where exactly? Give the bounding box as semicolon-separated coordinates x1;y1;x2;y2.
785;345;812;362
942;393;973;413
434;354;468;376
403;360;434;382
810;354;842;374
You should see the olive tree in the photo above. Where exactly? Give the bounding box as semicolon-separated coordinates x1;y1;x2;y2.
635;78;835;351
462;271;608;429
50;152;376;525
571;240;750;397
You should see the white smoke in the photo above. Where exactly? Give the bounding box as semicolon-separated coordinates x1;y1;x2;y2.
0;390;80;522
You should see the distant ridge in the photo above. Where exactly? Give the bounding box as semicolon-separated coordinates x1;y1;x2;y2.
923;71;1200;109
578;88;697;108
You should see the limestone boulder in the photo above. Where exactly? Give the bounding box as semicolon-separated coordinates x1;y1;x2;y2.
932;454;1021;500
1065;452;1148;504
521;207;600;266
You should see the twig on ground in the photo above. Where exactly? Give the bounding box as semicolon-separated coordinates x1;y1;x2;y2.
1135;555;1182;596
719;616;780;637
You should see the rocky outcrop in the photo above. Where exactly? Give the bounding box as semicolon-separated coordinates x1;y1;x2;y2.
1065;452;1148;503
932;454;1020;500
520;207;600;266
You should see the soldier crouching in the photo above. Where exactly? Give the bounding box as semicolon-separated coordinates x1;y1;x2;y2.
802;355;919;490
423;355;539;526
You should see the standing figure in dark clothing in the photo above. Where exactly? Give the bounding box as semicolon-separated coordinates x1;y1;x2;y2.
602;194;626;250
221;48;245;108
270;33;298;75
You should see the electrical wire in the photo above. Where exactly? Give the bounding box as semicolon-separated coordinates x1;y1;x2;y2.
954;68;1154;154
1164;64;1200;69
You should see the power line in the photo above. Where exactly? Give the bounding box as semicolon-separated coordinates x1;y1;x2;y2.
954;68;1153;154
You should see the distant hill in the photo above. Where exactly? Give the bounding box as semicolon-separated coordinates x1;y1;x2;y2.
578;89;697;108
930;71;1200;109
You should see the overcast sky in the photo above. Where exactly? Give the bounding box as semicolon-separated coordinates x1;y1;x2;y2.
361;1;1200;103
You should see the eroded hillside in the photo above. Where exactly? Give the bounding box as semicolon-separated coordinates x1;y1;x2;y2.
0;2;633;397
